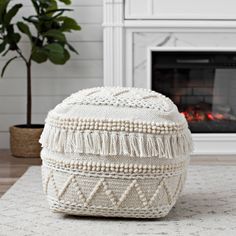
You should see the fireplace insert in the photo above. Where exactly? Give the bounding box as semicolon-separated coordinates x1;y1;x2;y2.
151;51;236;133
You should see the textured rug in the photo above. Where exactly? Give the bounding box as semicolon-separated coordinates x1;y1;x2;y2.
0;166;236;236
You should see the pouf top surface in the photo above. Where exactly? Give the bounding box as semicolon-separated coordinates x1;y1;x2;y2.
49;87;186;124
64;87;173;112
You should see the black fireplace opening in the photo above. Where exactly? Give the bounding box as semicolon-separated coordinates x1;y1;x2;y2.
151;51;236;133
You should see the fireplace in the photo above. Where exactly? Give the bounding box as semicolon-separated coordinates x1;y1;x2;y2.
103;0;236;155
150;49;236;133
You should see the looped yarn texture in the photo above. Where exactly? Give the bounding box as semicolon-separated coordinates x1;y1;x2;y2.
40;87;193;159
40;87;193;218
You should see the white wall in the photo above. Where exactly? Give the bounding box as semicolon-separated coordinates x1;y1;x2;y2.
0;0;103;148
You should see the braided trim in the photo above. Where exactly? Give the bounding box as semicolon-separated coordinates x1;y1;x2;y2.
45;115;186;135
42;161;186;179
42;158;185;174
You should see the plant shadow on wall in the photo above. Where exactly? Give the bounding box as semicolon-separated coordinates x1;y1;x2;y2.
0;0;81;157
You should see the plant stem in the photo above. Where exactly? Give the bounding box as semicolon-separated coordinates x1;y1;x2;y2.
26;60;32;127
16;49;27;64
16;49;32;127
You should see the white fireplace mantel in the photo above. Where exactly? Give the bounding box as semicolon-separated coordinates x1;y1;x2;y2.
124;0;236;20
103;0;236;155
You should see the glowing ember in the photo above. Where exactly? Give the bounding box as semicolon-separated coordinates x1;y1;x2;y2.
181;110;226;122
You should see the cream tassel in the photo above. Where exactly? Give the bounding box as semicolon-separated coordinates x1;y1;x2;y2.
84;132;93;153
146;134;159;157
75;131;84;153
156;137;164;158
129;134;140;156
167;135;174;159
119;133;129;156
101;131;109;155
138;135;147;157
57;129;67;152
92;132;102;154
39;124;193;158
110;132;118;155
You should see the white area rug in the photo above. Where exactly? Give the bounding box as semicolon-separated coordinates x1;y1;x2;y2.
0;166;236;236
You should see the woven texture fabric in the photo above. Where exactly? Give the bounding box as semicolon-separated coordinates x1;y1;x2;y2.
40;87;193;218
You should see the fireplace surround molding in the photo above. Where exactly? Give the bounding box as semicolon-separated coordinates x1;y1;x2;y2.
103;0;236;155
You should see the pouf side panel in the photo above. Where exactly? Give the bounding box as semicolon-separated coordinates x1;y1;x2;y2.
41;157;188;218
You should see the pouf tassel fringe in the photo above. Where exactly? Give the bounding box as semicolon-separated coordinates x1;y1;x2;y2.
39;125;193;158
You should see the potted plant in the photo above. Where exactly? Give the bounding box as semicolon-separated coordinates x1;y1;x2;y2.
0;0;81;157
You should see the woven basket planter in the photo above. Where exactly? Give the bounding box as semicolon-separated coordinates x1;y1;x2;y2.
40;87;193;218
10;125;43;158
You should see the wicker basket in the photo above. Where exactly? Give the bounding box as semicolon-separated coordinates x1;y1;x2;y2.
10;125;44;158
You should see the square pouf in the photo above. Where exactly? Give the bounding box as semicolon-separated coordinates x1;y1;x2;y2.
40;87;193;218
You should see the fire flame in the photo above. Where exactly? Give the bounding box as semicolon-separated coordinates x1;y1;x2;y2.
181;111;225;122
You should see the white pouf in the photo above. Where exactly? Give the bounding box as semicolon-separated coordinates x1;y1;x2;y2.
40;87;193;218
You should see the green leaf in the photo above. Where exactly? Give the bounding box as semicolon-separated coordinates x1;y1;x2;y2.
13;33;21;43
44;9;72;21
43;29;66;42
45;0;58;14
0;0;10;24
64;48;70;61
31;0;40;14
31;47;48;63
32;36;43;47
4;4;22;26
58;16;81;32
17;22;32;40
4;30;21;50
7;33;21;49
22;16;40;32
1;56;18;77
23;16;39;24
38;0;52;9
45;43;67;64
38;14;53;21
0;41;6;54
66;42;78;54
2;47;10;56
58;0;71;5
45;43;64;54
45;8;72;15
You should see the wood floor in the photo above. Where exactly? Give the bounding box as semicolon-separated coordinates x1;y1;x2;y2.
0;149;41;197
